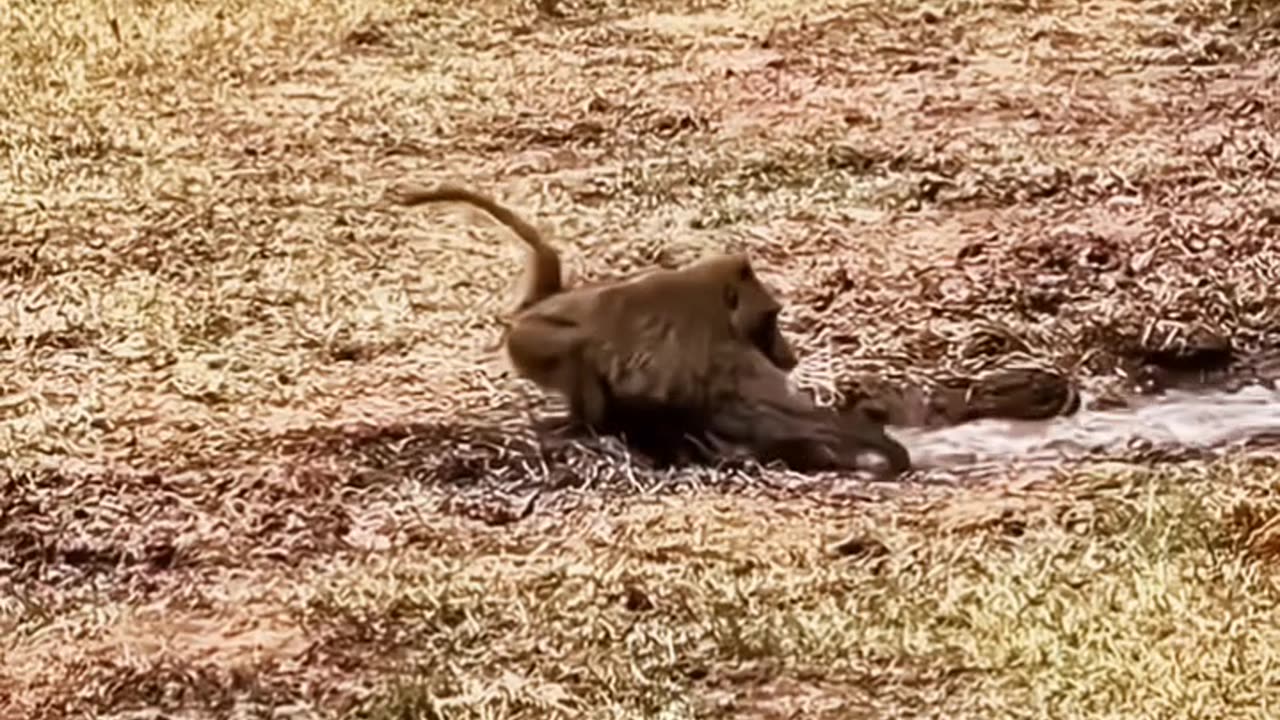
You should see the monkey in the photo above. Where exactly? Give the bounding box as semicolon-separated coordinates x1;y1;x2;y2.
503;251;801;419
384;182;797;422
496;265;909;477
385;182;909;477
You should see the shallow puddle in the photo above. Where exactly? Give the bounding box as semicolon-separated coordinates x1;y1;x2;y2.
897;385;1280;470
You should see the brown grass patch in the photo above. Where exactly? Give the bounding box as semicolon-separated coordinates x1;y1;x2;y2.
5;0;1280;717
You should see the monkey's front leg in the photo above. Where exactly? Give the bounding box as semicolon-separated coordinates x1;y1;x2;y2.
831;406;912;476
709;351;910;477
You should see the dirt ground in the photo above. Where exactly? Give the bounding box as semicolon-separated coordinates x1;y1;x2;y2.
4;0;1280;718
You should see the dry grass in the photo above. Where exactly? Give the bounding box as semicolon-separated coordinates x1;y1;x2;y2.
3;0;1280;717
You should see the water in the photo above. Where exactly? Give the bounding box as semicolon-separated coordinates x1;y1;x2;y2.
896;384;1280;470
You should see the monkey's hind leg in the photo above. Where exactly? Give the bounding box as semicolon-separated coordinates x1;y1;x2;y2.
505;317;615;432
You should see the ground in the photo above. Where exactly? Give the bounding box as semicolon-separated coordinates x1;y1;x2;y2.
3;0;1280;717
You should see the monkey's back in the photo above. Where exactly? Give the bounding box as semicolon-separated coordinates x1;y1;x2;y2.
577;271;733;409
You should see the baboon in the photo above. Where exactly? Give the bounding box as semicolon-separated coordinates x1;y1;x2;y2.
385;182;910;477
385;181;798;423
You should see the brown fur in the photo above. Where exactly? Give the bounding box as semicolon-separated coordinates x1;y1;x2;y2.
504;252;798;419
385;181;908;476
385;182;797;422
685;344;910;475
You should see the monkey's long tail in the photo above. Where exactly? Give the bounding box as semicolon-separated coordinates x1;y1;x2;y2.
386;182;563;309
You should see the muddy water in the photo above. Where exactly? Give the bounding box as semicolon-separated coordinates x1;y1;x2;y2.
897;385;1280;470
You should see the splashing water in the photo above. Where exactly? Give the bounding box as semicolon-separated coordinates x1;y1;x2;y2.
897;384;1280;470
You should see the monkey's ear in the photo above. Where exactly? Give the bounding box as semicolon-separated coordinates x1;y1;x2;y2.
723;283;739;309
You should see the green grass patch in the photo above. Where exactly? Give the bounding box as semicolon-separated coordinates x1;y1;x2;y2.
301;462;1280;719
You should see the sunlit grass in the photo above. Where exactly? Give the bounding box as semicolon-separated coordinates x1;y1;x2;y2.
2;0;1277;717
317;461;1280;719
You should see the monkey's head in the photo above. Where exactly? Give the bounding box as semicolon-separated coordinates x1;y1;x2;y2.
707;253;799;372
